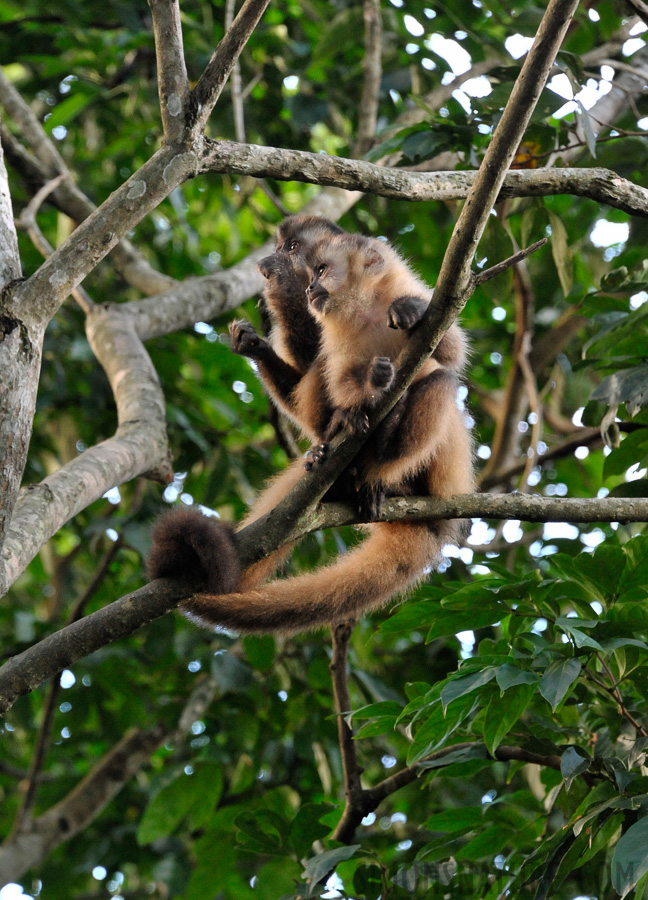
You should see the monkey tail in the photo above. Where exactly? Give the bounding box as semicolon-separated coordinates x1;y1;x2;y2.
183;520;456;635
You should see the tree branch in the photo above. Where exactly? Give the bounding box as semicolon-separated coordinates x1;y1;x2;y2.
0;303;173;596
148;0;190;141
330;621;370;844
353;0;382;158
191;0;271;133
4;489;648;715
200;141;648;219
0;69;177;296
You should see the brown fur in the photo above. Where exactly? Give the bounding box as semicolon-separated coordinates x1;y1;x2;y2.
147;218;474;635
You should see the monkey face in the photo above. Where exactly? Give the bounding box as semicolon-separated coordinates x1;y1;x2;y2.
306;262;330;314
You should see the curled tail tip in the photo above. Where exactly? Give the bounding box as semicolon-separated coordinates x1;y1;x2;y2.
147;507;241;592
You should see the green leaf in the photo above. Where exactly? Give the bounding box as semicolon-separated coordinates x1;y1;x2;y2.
425;806;484;832
235;809;287;855
496;663;540;691
288;803;336;858
547;209;573;296
243;634;276;670
301;845;360;886
484;683;535;755
538;658;582;710
560;746;591;791
612;816;648;897
441;668;497;713
137;764;224;844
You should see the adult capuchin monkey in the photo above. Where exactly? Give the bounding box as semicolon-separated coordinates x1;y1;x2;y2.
147;217;474;634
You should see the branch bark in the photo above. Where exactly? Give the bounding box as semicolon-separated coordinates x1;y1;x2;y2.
200;141;648;219
149;0;190;141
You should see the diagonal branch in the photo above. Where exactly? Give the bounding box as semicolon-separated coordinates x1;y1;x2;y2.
0;70;177;296
191;0;271;133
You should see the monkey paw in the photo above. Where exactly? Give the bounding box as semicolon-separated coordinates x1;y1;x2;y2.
388;295;426;330
229;320;268;357
304;442;328;470
370;357;395;391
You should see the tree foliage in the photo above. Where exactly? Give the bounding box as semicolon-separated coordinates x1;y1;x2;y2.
3;0;648;898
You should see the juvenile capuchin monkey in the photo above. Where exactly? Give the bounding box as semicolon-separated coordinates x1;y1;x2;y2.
147;218;474;634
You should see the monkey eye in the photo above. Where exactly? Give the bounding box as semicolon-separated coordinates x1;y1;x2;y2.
288;240;300;252
317;263;327;276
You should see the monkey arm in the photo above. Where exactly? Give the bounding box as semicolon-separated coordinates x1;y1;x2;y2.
229;319;304;411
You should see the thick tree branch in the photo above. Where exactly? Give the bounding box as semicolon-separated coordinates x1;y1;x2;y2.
200;141;648;219
8;144;197;328
3;489;648;715
15;173;95;313
0;120;24;550
0;121;20;287
149;0;190;141
191;0;271;133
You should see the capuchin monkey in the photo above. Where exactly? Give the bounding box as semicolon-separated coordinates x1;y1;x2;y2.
147;218;474;634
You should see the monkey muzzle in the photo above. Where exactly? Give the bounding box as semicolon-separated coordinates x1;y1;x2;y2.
306;282;328;313
257;254;280;280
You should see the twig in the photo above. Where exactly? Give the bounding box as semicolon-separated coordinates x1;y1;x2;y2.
330;621;370;844
586;659;647;737
517;331;542;491
474;239;547;286
353;0;382;158
625;0;648;27
225;0;246;144
192;0;271;132
148;0;190;141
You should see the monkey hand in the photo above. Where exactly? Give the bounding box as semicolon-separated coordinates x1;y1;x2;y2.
369;356;395;392
147;508;241;593
229;320;269;358
388;295;427;330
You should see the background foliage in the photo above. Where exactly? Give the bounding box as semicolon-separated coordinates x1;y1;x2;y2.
4;0;648;898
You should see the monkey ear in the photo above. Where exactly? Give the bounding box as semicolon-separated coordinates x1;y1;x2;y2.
364;247;385;270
